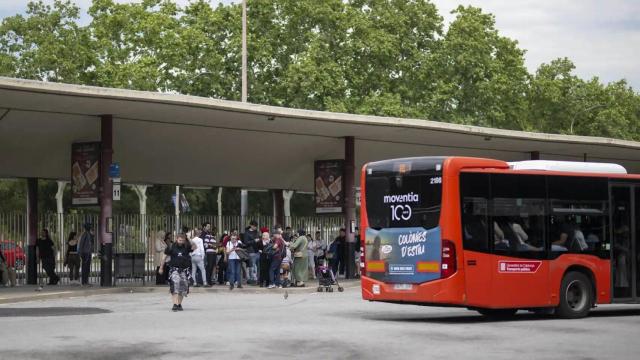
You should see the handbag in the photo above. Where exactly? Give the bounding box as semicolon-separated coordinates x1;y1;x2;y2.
235;248;250;261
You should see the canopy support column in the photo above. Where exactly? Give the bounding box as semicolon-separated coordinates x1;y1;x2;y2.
283;190;294;226
217;187;223;233
273;190;284;227
241;189;248;229
344;136;356;279
530;151;540;160
131;185;148;245
55;181;67;260
26;178;38;285
100;114;113;287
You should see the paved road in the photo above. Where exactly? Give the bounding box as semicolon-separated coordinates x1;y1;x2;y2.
1;286;639;360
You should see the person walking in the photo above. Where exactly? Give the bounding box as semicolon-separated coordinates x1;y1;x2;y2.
268;232;286;289
289;229;309;287
190;228;206;287
78;223;94;286
64;231;81;285
159;233;194;311
202;223;217;286
225;234;243;290
154;230;167;285
36;229;59;285
243;220;260;285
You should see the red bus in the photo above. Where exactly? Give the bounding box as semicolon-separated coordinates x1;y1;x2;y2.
360;156;640;318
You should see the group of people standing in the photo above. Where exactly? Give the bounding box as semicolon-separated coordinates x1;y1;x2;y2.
34;224;94;286
155;221;354;311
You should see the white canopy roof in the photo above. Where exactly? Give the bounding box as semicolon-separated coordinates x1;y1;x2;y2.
1;77;639;191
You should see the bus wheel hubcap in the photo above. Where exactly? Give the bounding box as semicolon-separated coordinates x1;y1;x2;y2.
566;280;587;310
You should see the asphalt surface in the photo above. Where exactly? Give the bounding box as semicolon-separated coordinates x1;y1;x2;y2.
1;285;639;360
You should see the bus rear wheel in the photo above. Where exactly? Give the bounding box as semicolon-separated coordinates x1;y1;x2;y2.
477;308;517;319
556;271;593;319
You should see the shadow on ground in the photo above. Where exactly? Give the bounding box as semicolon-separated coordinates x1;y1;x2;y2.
356;308;640;324
0;307;111;317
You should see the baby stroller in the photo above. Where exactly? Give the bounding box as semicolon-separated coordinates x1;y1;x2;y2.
316;264;343;292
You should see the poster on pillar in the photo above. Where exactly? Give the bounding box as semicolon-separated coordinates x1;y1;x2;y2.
315;159;344;214
71;142;101;206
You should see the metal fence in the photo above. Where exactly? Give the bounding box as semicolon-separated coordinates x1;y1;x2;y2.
0;213;347;286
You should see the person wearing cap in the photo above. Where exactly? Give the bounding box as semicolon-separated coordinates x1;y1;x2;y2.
289;229;309;287
78;223;94;286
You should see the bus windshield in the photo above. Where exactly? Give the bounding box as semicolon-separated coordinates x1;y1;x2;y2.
365;159;443;230
363;158;445;284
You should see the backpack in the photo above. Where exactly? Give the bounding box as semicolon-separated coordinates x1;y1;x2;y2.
264;243;277;258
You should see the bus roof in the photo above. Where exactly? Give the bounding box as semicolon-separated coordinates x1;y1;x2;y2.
507;160;627;174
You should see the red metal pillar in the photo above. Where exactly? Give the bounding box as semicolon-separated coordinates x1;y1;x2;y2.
530;151;540;160
273;189;285;227
100;115;113;286
26;178;38;285
344;136;356;279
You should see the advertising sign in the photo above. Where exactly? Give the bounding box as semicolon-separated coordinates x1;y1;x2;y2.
71;142;101;206
314;159;344;214
364;226;442;284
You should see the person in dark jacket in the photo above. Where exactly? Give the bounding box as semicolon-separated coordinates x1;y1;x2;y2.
243;220;260;285
36;229;59;285
333;228;347;276
268;232;286;289
65;231;81;284
256;230;271;287
78;223;94;286
159;233;195;311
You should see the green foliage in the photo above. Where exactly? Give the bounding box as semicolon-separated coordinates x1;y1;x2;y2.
1;0;639;214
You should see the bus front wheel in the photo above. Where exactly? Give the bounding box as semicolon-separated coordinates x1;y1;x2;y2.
557;271;593;319
477;308;517;319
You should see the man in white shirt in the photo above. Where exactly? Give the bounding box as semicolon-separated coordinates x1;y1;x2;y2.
190;228;206;287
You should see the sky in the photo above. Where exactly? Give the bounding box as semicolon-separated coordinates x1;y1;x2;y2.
0;0;638;89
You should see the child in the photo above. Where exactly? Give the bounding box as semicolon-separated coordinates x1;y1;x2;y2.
280;246;292;288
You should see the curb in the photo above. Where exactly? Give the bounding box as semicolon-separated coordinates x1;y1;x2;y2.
0;287;153;305
0;281;361;304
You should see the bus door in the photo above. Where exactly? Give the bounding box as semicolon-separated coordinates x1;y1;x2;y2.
610;184;638;301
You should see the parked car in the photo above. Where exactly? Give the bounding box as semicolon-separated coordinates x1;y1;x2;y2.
1;240;26;269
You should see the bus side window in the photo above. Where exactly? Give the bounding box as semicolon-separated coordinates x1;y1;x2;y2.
490;174;546;256
548;176;609;257
460;173;490;252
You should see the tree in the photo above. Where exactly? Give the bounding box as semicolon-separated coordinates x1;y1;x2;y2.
428;6;530;129
527;58;640;140
0;0;93;83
